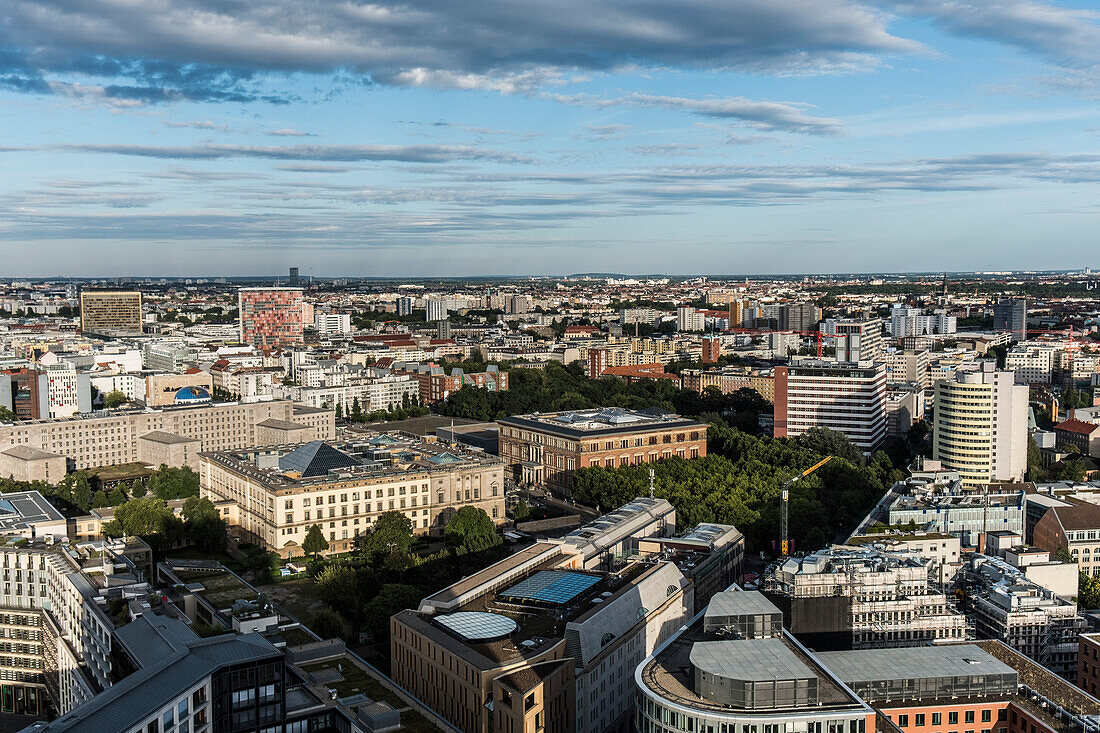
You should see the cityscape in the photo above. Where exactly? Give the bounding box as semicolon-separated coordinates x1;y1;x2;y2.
4;0;1100;732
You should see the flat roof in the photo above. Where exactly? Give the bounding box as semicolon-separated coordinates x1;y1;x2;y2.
817;645;1015;686
705;590;781;619
691;638;816;683
0;490;65;530
499;570;602;606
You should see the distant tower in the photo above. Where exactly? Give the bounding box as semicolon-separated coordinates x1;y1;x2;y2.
289;267;300;286
940;273;948;297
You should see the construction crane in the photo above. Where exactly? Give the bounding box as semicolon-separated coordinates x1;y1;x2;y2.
780;456;834;556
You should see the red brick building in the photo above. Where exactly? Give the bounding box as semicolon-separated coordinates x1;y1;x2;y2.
238;287;305;349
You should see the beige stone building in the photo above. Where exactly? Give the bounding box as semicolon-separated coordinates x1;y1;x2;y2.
144;371;214;407
200;433;506;557
0;400;335;479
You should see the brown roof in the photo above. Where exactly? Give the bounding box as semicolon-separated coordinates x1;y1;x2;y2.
1055;418;1100;436
1052;500;1100;531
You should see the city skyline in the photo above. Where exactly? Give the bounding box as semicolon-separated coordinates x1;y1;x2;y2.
3;0;1100;276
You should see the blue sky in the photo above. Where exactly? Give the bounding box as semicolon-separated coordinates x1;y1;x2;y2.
2;0;1099;277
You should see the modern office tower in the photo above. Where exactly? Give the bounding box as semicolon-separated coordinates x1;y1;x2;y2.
0;368;48;419
200;434;507;555
778;302;820;332
993;298;1028;341
932;363;1028;487
833;319;883;363
426;298;448;322
392;498;736;733
773;360;887;452
237;287;305;349
727;299;748;328
0;400;334;478
763;547;966;650
676;306;705;332
497;408;708;495
288;265;299;285
395;296;413;316
78;291;142;333
313;311;351;335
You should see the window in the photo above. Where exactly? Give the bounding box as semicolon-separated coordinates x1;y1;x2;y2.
981;711;991;723
965;712;974;724
933;714;942;726
949;713;958;725
915;715;925;727
898;716;908;727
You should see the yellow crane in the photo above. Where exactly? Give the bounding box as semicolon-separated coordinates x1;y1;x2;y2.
780;456;833;556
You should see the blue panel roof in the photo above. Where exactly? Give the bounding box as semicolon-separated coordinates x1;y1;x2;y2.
500;570;602;605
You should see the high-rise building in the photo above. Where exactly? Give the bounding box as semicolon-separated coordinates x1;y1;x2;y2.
932;363;1028;487
78;290;142;333
727;299;749;328
993;298;1027;341
676;306;705;332
778;302;820;332
0;368;48;420
833;319;883;363
773;360;887;452
288;265;299;285
426;298;448;322
312;311;351;335
396;296;413;316
238;287;305;349
702;337;720;364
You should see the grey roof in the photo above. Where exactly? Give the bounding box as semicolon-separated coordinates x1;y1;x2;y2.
704;591;781;619
112;614;199;669
278;441;361;477
690;639;816;683
816;644;1015;685
41;616;279;733
138;430;198;445
0;445;64;460
0;490;65;530
256;418;310;431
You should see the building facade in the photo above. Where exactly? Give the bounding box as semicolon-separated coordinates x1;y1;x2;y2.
238;288;305;349
78;291;142;334
773;361;887;452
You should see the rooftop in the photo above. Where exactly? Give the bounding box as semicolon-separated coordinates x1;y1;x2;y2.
690;638;815;683
498;407;705;437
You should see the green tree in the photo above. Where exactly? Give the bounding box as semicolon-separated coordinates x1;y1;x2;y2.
0;406;16;422
445;507;502;553
794;427;862;464
147;465;200;500
361;512;414;563
311;606;346;640
512;499;532;522
92;490;110;509
103;390;129;409
315;565;360;624
361;584;422;642
1080;572;1100;609
182;496;227;554
303;524;329;559
131;479;147;498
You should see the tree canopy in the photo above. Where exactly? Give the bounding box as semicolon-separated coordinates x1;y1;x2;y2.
359;511;414;564
445;507;501;554
303;524;329;558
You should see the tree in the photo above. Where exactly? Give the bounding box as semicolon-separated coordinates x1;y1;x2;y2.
303;524;329;559
131;479;147;498
361;511;414;563
0;406;16;422
794;427;862;464
513;499;532;522
92;490;110;509
113;497;176;536
108;487;127;505
147;465;200;500
182;496;227;554
311;606;346;640
361;584;422;642
103;390;129;409
315;565;359;624
445;507;502;554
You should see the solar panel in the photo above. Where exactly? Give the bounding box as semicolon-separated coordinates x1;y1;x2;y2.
500;571;602;605
434;612;517;642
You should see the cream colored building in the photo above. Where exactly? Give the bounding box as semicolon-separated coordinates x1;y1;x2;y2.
200;433;506;557
932;364;1028;487
0;400;335;478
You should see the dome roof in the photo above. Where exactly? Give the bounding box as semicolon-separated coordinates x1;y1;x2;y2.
174;386;212;403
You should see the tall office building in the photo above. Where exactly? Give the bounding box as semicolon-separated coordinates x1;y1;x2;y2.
288;265;299;285
396;296;413;316
727;299;749;328
834;319;883;363
78;291;142;333
426;298;448;322
993;298;1027;341
932;363;1028;487
773;360;888;452
238;287;305;349
778;302;820;332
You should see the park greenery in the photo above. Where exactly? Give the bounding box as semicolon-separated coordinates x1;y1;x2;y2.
0;463;199;515
572;425;904;554
298;507;508;645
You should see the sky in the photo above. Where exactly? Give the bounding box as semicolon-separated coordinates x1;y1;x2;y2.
2;0;1100;277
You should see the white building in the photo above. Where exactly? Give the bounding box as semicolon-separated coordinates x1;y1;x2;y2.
1005;343;1057;384
676;307;705;332
313;312;352;335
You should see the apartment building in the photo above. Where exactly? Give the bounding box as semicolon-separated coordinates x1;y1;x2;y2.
832;319;883;363
287;374;420;414
389;362;508;404
886;349;930;388
932;364;1028;487
1054;419;1100;457
392;499;726;733
0;400;335;478
680;367;775;402
497;408;707;495
200;433;506;556
78;291;142;334
313;312;352;335
773;360;887;452
1006;344;1056;384
763;547;967;651
1031;489;1100;577
993;298;1027;342
238;288;305;349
